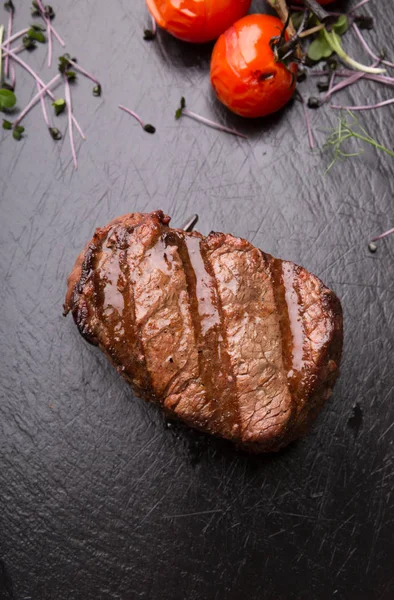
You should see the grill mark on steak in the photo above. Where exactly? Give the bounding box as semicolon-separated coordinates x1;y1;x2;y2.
269;257;306;398
188;236;240;435
118;227;154;395
163;231;240;436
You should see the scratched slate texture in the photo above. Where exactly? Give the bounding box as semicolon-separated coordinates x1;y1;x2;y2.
0;0;393;599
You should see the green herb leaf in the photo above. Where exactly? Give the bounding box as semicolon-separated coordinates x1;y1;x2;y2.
307;31;333;62
31;0;40;16
2;118;12;130
332;15;348;36
175;96;186;119
49;127;62;140
324;112;394;173
65;70;76;82
58;54;71;73
23;36;37;50
0;88;17;110
13;124;25;141
30;22;46;31
27;27;46;43
143;124;156;134
44;4;55;19
92;84;101;97
52;98;66;116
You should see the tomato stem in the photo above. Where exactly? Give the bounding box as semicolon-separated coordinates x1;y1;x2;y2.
302;0;337;27
299;24;325;39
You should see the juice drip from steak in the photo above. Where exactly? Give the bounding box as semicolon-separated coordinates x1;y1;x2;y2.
163;231;240;436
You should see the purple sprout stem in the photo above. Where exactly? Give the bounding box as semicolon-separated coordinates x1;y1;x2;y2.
64;75;78;170
311;69;394;85
36;0;66;50
10;64;16;89
371;227;394;242
3;47;86;139
35;0;53;67
183;109;247;139
118;105;146;128
4;6;13;78
3;28;29;46
331;97;394;111
298;94;314;149
352;23;394;69
321;59;380;103
37;81;50;128
328;70;335;92
321;71;367;103
68;58;100;85
13;73;60;128
350;0;370;14
48;19;53;67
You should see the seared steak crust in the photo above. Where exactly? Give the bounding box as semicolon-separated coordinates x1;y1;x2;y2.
65;211;343;452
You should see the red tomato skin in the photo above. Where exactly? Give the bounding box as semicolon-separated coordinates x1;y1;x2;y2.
146;0;252;43
210;15;298;119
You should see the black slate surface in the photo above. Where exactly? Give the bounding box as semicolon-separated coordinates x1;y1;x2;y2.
1;1;393;599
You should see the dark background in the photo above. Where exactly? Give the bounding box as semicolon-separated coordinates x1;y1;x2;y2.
1;1;393;599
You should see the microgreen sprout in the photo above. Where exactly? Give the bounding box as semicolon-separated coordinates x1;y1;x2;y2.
322;28;385;75
64;75;78;169
2;47;85;138
352;23;394;69
118;104;156;134
52;97;65;115
49;126;61;140
297;92;315;149
324;111;394;173
58;54;77;82
371;227;394;243
175;97;247;139
331;97;394;112
33;0;65;66
13;124;24;140
65;56;102;95
2;118;12;129
12;75;59;128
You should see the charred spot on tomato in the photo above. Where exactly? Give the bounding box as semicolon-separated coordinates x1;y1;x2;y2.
253;70;276;82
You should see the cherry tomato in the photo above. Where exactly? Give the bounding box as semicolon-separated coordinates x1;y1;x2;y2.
146;0;251;44
210;14;298;119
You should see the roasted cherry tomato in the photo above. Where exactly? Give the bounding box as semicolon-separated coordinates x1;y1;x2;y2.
210;14;298;118
146;0;251;44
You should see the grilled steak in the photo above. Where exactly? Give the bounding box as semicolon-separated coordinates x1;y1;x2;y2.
64;211;343;452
